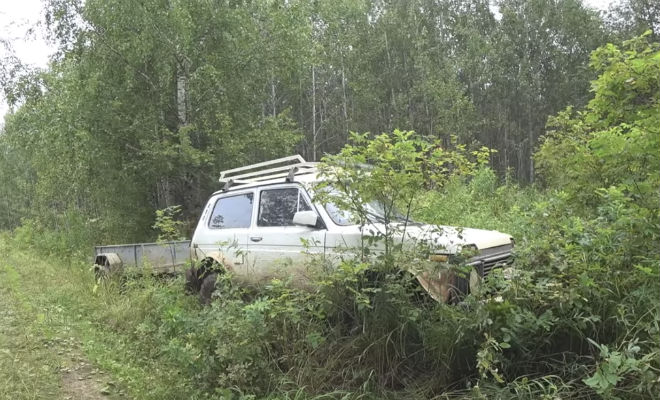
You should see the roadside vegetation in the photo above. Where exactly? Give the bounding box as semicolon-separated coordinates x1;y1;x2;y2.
0;31;658;399
1;0;659;398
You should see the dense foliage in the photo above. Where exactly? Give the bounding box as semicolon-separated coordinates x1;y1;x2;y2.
0;1;658;399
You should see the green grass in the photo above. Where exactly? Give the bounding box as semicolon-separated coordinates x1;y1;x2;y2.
0;240;197;399
0;241;370;399
0;262;64;399
0;248;129;399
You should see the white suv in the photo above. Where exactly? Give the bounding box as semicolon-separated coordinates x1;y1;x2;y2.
188;155;513;303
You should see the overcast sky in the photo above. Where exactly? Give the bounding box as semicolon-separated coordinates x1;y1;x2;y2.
0;0;616;120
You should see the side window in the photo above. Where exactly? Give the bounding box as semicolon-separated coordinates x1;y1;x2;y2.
258;188;312;227
208;193;254;229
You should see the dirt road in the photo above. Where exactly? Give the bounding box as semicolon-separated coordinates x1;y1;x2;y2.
0;253;124;399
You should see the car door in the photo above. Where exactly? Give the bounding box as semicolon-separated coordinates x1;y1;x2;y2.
191;190;255;278
246;185;326;284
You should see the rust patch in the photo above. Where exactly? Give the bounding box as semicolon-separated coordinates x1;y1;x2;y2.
416;270;454;303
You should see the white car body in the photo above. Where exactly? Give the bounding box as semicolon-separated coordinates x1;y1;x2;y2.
190;156;513;301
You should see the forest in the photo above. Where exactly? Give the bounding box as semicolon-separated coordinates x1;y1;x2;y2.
0;0;658;399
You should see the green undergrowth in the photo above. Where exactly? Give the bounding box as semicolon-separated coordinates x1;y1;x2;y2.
417;167;540;241
0;235;128;400
0;256;63;399
2;149;660;399
2;170;658;398
1;169;658;399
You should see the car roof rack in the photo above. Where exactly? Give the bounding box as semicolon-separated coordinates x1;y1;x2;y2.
219;155;318;191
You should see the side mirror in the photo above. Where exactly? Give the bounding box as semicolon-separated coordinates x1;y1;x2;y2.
292;210;319;227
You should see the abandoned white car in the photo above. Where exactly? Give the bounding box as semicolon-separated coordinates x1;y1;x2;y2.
185;155;514;303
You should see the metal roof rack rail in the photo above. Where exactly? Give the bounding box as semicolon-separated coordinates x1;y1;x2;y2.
219;155;318;190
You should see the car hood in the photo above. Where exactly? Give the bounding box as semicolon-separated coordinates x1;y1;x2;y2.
379;223;512;253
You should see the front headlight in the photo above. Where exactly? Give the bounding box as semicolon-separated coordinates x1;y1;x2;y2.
429;254;449;262
457;244;479;259
461;244;478;252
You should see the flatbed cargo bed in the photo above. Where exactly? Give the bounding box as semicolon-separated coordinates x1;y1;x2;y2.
93;240;191;275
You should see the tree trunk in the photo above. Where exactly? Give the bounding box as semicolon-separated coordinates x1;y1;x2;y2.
176;58;188;126
341;59;348;136
384;30;395;131
504;109;509;173
312;65;317;161
528;101;534;183
271;71;277;117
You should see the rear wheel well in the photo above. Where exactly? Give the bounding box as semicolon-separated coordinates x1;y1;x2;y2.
200;257;224;273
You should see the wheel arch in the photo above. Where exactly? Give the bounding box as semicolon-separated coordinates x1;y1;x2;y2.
198;251;234;273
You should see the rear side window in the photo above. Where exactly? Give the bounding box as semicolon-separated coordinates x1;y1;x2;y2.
258;188;312;227
208;193;254;229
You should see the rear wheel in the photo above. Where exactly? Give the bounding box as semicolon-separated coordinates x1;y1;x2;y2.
199;273;218;305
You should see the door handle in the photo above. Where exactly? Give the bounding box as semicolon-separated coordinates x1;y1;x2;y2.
250;236;263;242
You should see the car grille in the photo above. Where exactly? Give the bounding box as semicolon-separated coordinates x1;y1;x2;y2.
468;244;513;278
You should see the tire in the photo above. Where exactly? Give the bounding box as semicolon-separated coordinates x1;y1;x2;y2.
184;266;202;294
185;259;223;304
199;273;218;305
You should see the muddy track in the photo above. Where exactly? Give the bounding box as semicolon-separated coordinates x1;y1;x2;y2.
60;357;116;400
